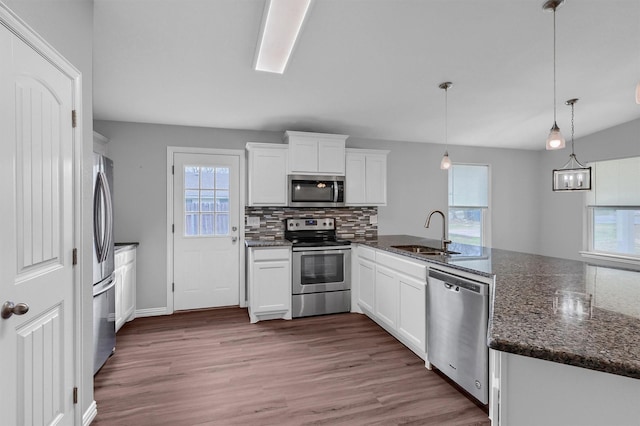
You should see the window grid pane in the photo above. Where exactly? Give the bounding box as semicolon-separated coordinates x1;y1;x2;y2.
448;207;483;246
592;208;640;256
183;166;231;236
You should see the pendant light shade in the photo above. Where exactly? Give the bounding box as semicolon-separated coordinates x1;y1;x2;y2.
439;82;453;170
552;98;591;191
636;81;640;104
543;0;565;150
440;151;452;170
546;122;565;149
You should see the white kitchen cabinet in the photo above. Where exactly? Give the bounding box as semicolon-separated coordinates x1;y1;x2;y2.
246;143;288;206
114;245;136;332
247;246;291;323
490;349;640;426
285;131;347;175
397;273;426;352
345;149;389;206
353;245;427;360
374;265;398;329
356;253;376;314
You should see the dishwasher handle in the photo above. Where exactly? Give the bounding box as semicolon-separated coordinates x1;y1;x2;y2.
429;269;488;296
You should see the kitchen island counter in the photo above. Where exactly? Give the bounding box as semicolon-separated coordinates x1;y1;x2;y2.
356;235;640;381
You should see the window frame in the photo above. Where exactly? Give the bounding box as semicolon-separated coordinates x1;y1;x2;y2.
580;155;640;266
447;163;492;248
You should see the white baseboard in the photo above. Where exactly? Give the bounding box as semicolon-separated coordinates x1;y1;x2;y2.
135;307;169;318
83;400;97;426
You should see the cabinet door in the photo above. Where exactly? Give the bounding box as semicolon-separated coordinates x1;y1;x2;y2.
345;153;366;204
365;154;387;205
357;257;375;313
374;265;398;329
289;139;318;173
397;273;426;351
115;267;124;332
318;138;346;175
248;146;288;205
252;260;291;313
122;261;136;322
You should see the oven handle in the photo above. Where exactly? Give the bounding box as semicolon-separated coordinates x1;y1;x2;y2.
292;246;351;253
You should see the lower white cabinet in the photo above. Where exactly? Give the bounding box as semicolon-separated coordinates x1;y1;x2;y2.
354;245;427;359
114;245;136;332
247;246;292;323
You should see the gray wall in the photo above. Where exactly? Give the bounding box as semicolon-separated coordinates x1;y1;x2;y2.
93;121;283;310
537;117;640;260
3;0;95;418
95;120;544;311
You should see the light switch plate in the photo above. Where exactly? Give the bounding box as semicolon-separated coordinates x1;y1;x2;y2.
369;214;378;225
246;216;260;227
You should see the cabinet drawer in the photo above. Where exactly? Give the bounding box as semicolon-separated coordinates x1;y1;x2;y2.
252;247;290;261
375;251;427;282
115;248;135;266
357;245;376;262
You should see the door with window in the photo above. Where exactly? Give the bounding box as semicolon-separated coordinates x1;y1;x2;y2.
173;153;240;310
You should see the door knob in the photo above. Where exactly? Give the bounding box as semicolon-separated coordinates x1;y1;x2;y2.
232;236;238;242
1;301;30;319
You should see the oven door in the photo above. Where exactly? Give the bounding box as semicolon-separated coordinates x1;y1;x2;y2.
292;247;351;294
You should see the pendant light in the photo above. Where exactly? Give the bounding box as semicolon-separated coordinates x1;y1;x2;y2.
636;81;640;104
439;81;453;170
544;0;565;150
552;98;591;191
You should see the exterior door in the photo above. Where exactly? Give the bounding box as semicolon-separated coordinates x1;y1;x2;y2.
0;23;75;425
173;153;240;310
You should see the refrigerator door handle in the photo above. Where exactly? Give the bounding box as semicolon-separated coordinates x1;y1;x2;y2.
102;171;114;263
93;172;105;262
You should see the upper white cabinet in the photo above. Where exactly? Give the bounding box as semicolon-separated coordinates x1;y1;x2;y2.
246;143;288;206
285;131;348;175
345;149;389;206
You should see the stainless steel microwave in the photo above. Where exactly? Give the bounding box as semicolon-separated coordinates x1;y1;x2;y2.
288;175;345;208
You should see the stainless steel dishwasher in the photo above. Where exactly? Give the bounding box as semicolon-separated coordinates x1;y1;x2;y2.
427;268;489;404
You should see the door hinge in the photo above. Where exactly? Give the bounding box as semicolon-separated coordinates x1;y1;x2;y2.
72;248;77;266
172;282;175;292
71;110;77;128
73;387;78;404
172;224;175;233
172;165;174;175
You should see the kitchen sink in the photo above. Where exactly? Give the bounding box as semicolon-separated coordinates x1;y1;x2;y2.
391;245;460;256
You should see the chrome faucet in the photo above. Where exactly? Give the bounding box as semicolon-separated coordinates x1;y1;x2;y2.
424;210;452;252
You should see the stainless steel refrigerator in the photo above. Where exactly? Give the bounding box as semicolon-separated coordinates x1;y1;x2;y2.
93;152;116;374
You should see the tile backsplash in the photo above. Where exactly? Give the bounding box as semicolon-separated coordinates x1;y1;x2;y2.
245;207;378;240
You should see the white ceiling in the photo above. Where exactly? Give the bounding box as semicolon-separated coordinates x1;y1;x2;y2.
93;0;640;150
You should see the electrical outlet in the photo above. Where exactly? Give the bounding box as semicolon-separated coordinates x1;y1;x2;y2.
369;214;378;225
246;216;260;227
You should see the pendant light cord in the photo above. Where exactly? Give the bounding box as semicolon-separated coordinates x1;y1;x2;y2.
553;8;557;124
570;101;575;155
444;86;448;149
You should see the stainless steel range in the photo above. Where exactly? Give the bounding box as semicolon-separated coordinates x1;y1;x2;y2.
285;218;351;318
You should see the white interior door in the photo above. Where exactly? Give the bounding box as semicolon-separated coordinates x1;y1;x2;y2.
0;24;75;425
173;152;240;310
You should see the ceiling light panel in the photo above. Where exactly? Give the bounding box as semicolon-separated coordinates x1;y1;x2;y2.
255;0;312;74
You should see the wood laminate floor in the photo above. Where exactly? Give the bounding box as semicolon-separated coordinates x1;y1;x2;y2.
93;308;490;426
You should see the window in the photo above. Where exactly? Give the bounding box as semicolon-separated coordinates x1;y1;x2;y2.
184;166;230;236
448;164;490;247
586;157;640;261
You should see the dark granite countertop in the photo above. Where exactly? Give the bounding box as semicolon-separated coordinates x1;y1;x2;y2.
357;235;640;380
245;239;292;248
114;242;139;252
